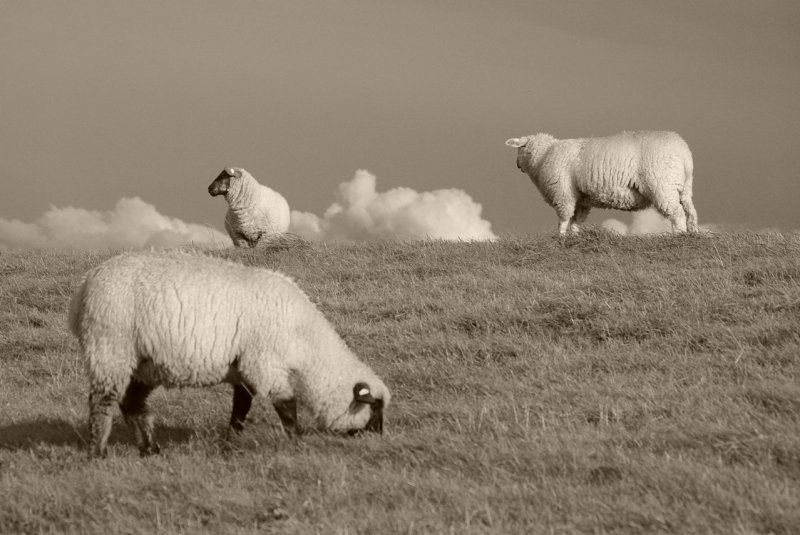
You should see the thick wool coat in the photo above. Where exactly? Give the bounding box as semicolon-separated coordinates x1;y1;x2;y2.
68;251;390;432
507;131;698;233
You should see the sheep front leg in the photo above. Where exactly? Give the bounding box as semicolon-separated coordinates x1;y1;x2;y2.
231;234;251;248
569;203;591;233
273;399;299;436
224;218;251;248
556;206;575;235
89;388;118;458
230;383;254;432
120;379;160;457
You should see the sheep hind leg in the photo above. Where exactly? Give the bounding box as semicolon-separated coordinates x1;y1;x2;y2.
653;193;687;233
668;208;687;233
681;195;698;232
89;388;119;458
230;383;254;433
273;399;299;437
120;379;160;456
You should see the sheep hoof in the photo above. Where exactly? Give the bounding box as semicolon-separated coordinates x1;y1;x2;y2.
139;443;161;457
225;426;245;442
89;447;108;460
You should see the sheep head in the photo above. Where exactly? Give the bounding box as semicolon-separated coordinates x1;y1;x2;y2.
505;137;530;171
348;382;385;435
505;134;556;174
208;167;243;197
317;380;390;436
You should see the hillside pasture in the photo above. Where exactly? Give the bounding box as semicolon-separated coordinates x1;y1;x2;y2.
0;230;798;533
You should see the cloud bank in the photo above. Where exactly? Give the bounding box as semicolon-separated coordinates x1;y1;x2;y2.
289;170;496;242
601;208;674;235
601;208;778;235
0;197;231;251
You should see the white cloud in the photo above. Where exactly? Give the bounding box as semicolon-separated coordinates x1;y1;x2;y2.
601;208;773;235
0;197;231;250
289;169;496;241
602;208;676;235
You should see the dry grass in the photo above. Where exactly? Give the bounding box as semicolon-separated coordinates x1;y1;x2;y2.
1;229;798;533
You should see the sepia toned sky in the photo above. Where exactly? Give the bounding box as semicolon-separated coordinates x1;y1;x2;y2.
1;0;799;241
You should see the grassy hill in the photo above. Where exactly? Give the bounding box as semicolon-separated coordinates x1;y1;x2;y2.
1;230;798;534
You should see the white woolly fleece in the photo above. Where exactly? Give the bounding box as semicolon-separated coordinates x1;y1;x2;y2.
506;130;698;234
68;251;390;432
222;168;291;247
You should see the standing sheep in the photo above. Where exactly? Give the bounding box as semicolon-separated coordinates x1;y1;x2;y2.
68;251;390;457
208;166;291;247
505;131;698;234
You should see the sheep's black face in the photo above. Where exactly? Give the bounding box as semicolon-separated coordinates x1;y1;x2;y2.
505;138;529;173
208;168;238;196
516;143;534;173
347;382;384;435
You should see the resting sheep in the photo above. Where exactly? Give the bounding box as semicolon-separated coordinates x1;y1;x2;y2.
208;166;291;247
68;251;390;457
505;131;698;234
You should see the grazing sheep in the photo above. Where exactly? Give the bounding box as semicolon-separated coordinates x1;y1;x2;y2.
68;251;390;457
505;131;698;234
207;166;291;247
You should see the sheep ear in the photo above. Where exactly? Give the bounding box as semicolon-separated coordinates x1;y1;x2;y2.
505;138;526;148
226;167;238;177
353;382;376;404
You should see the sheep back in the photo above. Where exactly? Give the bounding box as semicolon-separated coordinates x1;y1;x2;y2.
575;131;692;209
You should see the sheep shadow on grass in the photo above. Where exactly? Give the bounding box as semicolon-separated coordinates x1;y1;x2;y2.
0;417;195;453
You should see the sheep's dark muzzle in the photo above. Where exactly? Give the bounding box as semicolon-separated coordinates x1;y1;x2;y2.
365;409;383;434
364;400;384;434
208;172;230;196
345;400;384;436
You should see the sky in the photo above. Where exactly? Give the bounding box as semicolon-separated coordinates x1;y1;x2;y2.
1;1;799;248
